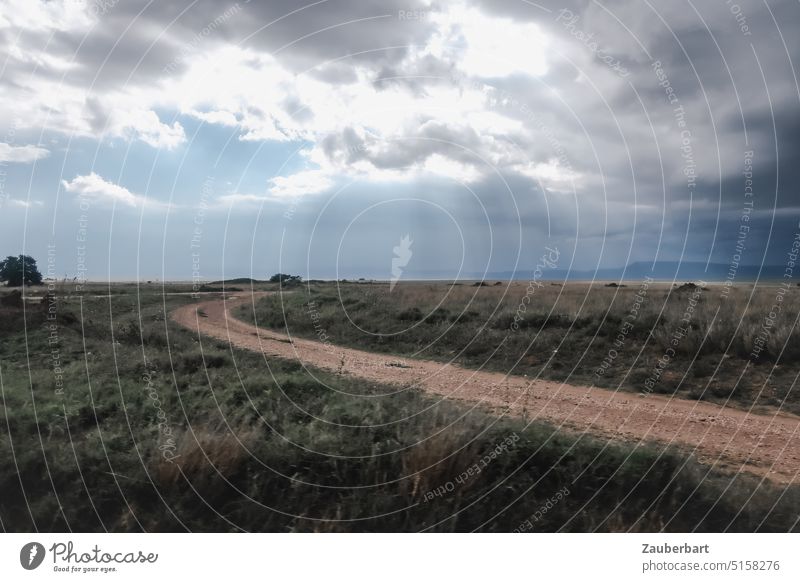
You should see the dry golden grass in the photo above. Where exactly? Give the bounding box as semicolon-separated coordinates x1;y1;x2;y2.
154;423;261;488
400;412;487;503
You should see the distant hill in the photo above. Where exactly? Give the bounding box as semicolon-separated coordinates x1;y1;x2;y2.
209;278;266;285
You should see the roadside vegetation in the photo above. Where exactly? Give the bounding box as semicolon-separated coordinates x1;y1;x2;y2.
1;285;798;532
240;281;800;414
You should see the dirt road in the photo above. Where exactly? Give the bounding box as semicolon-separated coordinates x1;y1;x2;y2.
171;293;800;484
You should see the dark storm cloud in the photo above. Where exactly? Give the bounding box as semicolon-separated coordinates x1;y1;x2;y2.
97;0;438;72
473;0;800;245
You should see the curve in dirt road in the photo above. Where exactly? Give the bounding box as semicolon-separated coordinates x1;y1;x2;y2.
171;292;800;484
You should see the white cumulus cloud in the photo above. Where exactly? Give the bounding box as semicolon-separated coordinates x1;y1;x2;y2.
268;169;335;198
0;142;50;163
61;172;148;207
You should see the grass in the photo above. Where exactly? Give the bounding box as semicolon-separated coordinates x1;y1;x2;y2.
239;281;800;413
1;284;799;532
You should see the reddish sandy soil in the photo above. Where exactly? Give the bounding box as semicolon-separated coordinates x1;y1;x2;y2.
171;292;800;484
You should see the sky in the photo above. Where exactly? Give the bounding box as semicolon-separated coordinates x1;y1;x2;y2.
0;0;798;281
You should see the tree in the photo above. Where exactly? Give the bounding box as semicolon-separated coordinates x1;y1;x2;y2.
269;273;302;285
0;255;43;287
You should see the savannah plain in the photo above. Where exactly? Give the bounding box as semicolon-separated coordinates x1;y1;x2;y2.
2;278;800;532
